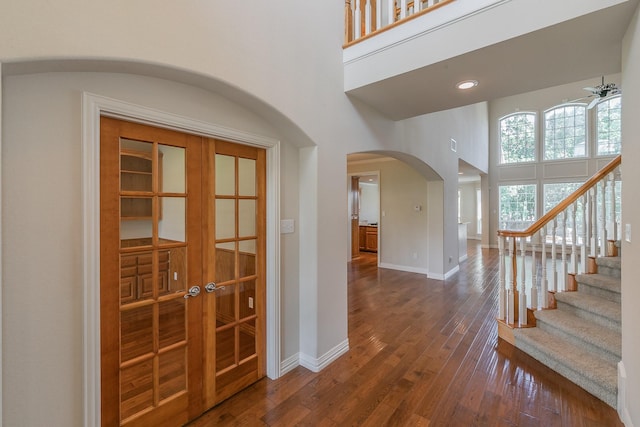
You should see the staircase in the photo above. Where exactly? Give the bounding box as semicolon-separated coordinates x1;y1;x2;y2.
513;254;621;407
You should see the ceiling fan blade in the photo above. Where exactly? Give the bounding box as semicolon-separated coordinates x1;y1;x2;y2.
583;86;598;93
587;97;600;109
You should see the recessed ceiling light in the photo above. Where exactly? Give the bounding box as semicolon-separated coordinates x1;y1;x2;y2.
457;80;478;90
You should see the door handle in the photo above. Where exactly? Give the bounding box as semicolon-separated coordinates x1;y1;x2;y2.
184;285;201;299
205;282;225;293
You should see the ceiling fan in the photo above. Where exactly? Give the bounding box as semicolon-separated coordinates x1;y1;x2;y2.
570;76;621;109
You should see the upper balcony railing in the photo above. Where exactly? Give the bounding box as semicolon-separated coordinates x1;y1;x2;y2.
344;0;456;46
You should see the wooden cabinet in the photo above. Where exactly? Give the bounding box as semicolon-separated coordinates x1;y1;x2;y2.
120;149;162;220
120;245;186;304
359;225;378;252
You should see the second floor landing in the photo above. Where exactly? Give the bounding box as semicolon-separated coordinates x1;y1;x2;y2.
344;0;639;120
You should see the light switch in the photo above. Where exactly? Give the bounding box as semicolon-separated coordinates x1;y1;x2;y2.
281;219;295;234
625;223;631;243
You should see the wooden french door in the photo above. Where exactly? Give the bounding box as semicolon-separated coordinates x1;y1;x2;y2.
100;117;266;426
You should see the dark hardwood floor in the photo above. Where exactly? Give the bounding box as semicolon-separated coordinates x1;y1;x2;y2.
189;243;622;426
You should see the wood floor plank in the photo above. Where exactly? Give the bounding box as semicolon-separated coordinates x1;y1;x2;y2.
188;244;622;426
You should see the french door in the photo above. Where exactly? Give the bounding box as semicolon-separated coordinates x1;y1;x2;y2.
100;117;266;426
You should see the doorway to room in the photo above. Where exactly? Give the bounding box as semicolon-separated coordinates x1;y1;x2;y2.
348;172;380;262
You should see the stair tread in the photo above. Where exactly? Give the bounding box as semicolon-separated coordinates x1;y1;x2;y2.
514;327;617;405
575;273;620;293
534;309;621;357
595;256;621;269
554;292;621;322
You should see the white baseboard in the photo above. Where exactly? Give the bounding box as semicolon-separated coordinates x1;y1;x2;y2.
618;361;635;427
444;265;460;280
280;353;300;376
299;339;350;373
459;254;468;263
379;262;429;276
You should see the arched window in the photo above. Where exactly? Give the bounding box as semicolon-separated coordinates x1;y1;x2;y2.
499;113;536;164
544;104;587;160
596;95;622;156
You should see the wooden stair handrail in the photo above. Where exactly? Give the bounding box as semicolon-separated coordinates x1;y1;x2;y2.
498;155;621;238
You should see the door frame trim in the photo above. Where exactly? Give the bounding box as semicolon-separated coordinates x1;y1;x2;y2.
82;92;281;427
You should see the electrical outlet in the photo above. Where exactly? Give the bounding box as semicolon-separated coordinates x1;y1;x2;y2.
248;297;254;309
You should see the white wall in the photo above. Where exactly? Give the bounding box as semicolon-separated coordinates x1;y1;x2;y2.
400;102;489;275
458;182;480;239
621;4;640;425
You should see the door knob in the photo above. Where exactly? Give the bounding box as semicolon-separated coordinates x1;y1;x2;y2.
205;282;225;293
184;285;201;299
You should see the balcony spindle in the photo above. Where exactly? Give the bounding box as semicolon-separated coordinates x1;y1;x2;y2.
387;0;394;24
400;0;408;19
365;0;372;34
376;0;382;31
353;0;362;40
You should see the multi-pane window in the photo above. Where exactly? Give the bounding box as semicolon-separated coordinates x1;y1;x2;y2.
499;113;536;164
544;104;587;160
596;96;622;156
544;182;584;243
543;182;583;213
499;184;536;230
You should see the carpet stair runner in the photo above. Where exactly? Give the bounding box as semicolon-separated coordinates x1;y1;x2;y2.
513;255;621;408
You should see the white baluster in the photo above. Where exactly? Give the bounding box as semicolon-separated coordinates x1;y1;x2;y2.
354;0;362;39
388;0;395;24
551;218;557;292
531;237;537;311
580;194;587;274
376;0;382;31
400;0;407;19
599;179;607;257
608;173;617;244
519;238;527;326
415;0;422;13
560;211;567;292
540;228;548;309
590;188;597;258
507;237;515;325
498;235;506;320
570;202;577;275
365;0;372;35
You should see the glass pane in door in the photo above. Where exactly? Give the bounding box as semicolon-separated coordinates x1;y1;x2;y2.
215;154;235;196
238;158;256;196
